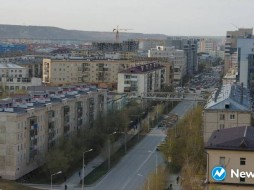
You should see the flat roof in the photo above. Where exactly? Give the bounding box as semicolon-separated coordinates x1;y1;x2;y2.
0;63;24;69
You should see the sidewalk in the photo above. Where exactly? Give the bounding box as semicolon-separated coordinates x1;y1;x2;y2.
167;173;181;190
61;128;139;188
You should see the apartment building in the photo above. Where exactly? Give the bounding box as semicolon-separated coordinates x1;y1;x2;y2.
198;38;217;53
0;85;107;180
203;84;252;143
237;38;254;95
117;62;166;96
43;58;139;86
205;126;254;190
148;46;186;84
166;37;198;77
224;28;253;73
0;63;41;91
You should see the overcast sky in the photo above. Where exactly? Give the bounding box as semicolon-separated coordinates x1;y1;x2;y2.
0;0;253;36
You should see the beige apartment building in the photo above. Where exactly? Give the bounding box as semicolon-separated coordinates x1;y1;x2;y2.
43;58;174;87
43;59;138;86
205;126;254;190
0;85;107;180
203;84;252;143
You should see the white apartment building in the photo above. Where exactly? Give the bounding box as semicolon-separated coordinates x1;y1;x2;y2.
0;85;107;180
117;62;166;96
0;63;42;91
203;84;252;143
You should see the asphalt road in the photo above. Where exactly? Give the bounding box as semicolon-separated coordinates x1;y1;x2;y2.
27;100;195;190
85;101;195;190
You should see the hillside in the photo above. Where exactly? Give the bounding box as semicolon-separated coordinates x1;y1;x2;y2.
0;24;167;42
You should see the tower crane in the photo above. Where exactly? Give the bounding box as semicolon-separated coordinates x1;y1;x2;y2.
113;25;132;42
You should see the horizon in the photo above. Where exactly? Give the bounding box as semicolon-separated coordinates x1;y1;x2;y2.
0;0;253;36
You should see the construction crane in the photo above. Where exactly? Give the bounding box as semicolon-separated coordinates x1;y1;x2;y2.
113;25;132;43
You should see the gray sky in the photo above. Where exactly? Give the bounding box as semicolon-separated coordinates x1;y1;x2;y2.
0;0;253;36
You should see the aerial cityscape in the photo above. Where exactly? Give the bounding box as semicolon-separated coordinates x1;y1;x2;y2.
0;0;254;190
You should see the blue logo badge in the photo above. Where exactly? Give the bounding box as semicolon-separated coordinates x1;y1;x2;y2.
212;166;227;181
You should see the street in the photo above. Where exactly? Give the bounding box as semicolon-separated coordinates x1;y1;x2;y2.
27;100;195;190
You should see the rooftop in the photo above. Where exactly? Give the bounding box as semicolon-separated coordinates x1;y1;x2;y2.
0;63;24;69
205;84;252;111
0;85;106;114
205;126;254;151
119;62;164;74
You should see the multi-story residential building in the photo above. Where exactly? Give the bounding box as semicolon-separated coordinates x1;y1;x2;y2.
183;39;198;76
0;77;41;91
224;28;253;73
148;46;186;85
205;126;254;190
203;84;252;143
0;63;41;91
117;62;166;96
42;59;139;86
131;58;174;86
166;37;198;77
237;38;254;96
0;85;107;180
198;38;217;53
0;55;43;78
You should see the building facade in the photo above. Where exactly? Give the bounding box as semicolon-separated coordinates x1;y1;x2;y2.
224;28;253;73
203;84;252;143
166;37;198;77
117;62;166;96
148;46;186;84
205;126;254;190
0;85;107;180
42;59;138;86
237;38;254;95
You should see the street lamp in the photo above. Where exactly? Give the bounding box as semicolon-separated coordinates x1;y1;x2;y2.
82;148;93;190
51;171;62;190
108;131;117;170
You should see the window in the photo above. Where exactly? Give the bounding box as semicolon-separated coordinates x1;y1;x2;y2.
240;158;246;165
220;114;225;120
219;156;225;166
219;124;225;129
230;114;235;120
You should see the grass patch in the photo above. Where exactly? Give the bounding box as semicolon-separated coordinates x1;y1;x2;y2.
0;179;37;190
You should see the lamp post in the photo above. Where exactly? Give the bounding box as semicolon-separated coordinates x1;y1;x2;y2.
82;149;93;190
108;131;117;170
51;171;62;190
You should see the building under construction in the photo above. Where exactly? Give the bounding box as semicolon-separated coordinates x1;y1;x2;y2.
92;40;139;52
